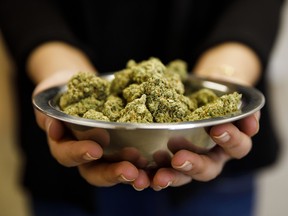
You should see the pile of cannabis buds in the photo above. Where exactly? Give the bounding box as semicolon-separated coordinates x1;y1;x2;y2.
59;57;241;123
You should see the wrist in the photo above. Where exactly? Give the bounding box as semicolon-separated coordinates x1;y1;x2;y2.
193;42;262;86
195;64;251;86
33;70;77;96
27;41;96;84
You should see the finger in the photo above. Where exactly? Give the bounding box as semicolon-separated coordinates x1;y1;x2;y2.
132;169;150;191
45;118;66;140
171;148;230;182
209;123;252;159
78;161;140;187
48;138;103;167
34;109;48;130
151;168;192;191
235;112;260;137
46;118;103;167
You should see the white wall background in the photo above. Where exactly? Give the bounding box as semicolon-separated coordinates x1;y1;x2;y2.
256;1;288;216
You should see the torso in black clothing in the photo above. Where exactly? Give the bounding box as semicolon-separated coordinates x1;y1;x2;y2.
0;0;282;212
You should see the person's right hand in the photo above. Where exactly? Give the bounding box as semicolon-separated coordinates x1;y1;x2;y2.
33;72;151;191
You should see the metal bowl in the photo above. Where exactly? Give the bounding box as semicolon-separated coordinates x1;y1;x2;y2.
32;74;265;169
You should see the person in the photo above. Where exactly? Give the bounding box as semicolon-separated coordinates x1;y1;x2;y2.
0;0;284;215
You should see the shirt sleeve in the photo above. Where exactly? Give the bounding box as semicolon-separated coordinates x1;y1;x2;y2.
200;0;285;68
0;0;79;68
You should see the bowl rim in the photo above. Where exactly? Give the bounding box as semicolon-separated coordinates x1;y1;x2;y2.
32;74;265;130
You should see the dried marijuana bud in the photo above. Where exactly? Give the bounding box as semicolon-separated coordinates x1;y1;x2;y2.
188;88;218;107
59;58;242;123
59;72;110;109
117;94;154;123
102;95;124;122
166;59;188;82
188;92;242;121
83;109;110;121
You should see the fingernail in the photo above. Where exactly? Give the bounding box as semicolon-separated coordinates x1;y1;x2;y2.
132;184;145;191
253;115;260;134
175;161;193;172
119;174;135;182
254;112;261;121
153;181;172;191
45;118;52;131
213;131;230;143
83;152;99;161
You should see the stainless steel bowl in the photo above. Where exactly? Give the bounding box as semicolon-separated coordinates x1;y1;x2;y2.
32;74;265;169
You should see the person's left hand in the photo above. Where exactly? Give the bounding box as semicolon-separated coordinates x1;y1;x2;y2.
150;112;259;190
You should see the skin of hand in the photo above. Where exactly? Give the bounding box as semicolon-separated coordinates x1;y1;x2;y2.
29;42;151;190
150;42;261;190
29;41;261;191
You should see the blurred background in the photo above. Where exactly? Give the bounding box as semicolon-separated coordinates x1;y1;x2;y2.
0;2;287;215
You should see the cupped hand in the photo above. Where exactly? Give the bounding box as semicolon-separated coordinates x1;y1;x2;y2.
33;72;150;191
150;112;260;190
41;115;150;190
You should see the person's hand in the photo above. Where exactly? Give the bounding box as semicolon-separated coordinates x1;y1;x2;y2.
27;42;152;190
33;72;151;191
150;42;262;190
149;112;259;190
